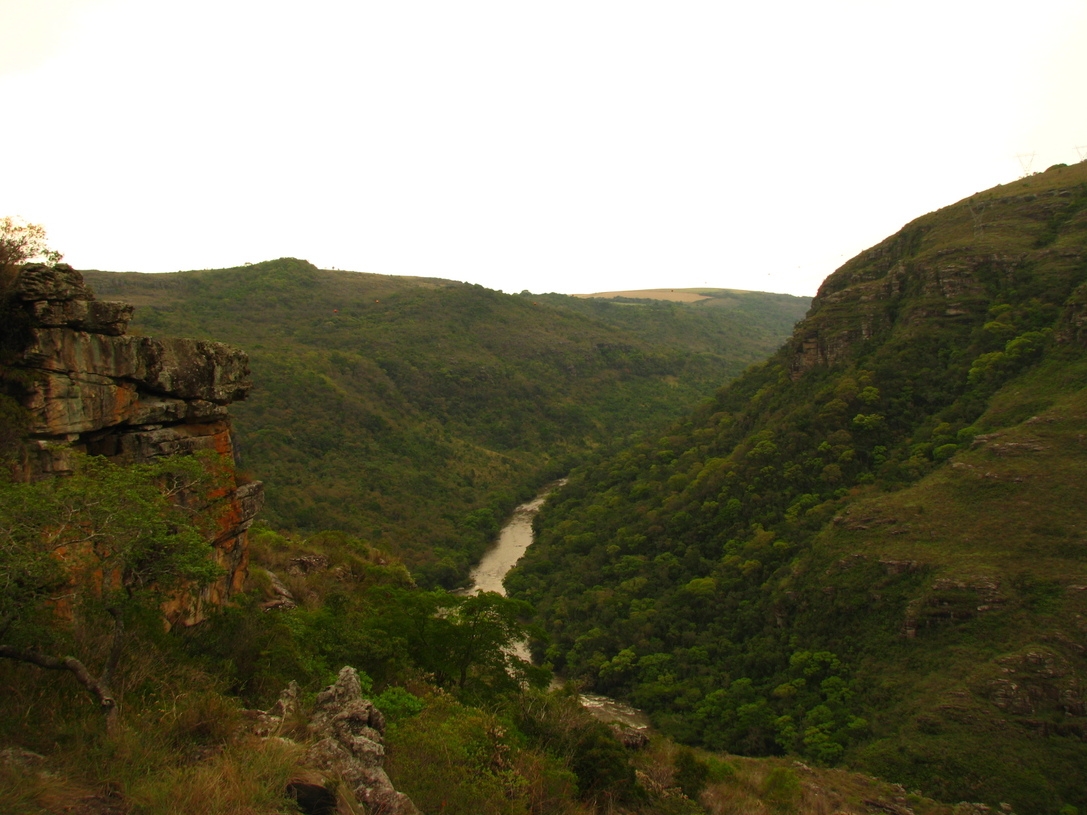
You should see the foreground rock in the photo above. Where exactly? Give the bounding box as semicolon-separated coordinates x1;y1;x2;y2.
252;668;419;815
306;668;419;815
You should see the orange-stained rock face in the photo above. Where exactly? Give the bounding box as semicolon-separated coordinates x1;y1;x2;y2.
6;264;263;625
25;368;141;436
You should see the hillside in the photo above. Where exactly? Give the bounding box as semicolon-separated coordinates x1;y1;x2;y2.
507;161;1087;813
573;288;795;305
82;264;809;586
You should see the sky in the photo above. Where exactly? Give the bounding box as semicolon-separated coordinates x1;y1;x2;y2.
2;1;1085;298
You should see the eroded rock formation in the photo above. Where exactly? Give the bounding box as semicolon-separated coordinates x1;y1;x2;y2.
306;667;420;815
252;668;420;815
3;263;262;623
785;184;1087;378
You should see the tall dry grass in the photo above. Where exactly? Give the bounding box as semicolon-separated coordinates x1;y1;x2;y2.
0;640;307;815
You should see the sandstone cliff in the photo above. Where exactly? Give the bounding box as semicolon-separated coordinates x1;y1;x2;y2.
2;263;263;623
787;166;1087;377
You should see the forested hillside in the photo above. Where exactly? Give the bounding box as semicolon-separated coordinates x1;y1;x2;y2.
507;161;1087;813
6;249;923;815
83;265;809;586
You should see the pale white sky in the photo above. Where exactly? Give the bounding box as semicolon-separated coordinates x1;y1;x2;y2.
2;0;1085;297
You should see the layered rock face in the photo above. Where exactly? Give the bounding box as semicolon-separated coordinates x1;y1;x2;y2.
786;178;1087;377
4;264;262;623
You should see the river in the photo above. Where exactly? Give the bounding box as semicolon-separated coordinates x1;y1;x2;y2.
464;480;651;731
464;486;558;597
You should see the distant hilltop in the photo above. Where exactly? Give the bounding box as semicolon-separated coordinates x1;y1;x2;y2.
574;287;806;303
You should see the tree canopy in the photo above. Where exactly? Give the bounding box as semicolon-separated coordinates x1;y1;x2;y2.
0;453;225;731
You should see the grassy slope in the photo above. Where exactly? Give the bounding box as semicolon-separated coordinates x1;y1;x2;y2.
507;161;1087;812
815;356;1087;806
82;264;809;585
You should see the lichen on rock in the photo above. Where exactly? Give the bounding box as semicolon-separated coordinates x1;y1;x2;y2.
304;667;420;815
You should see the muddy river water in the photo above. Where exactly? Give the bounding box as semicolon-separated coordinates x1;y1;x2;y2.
465;481;651;731
465;488;554;597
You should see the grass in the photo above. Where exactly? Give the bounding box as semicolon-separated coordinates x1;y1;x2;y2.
697;755;953;815
806;356;1087;811
0;651;307;815
122;738;307;815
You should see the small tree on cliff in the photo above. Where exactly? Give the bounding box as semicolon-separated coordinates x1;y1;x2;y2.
0;217;63;458
0;453;225;735
0;216;62;293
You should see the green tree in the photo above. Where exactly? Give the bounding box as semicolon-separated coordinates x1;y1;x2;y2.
376;588;547;700
673;747;710;799
0;454;224;734
0;216;62;291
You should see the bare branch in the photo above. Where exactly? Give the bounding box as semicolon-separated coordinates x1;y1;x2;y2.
101;607;125;689
0;644;116;714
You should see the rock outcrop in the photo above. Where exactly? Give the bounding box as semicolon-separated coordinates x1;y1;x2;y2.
785;179;1087;378
305;667;419;815
2;263;262;623
252;668;419;815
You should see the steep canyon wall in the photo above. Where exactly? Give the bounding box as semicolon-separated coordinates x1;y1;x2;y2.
3;264;262;623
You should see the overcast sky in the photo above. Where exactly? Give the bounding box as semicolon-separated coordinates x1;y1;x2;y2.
2;0;1085;297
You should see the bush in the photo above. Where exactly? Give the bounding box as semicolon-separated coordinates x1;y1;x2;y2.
760;766;800;814
673;747;710;799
